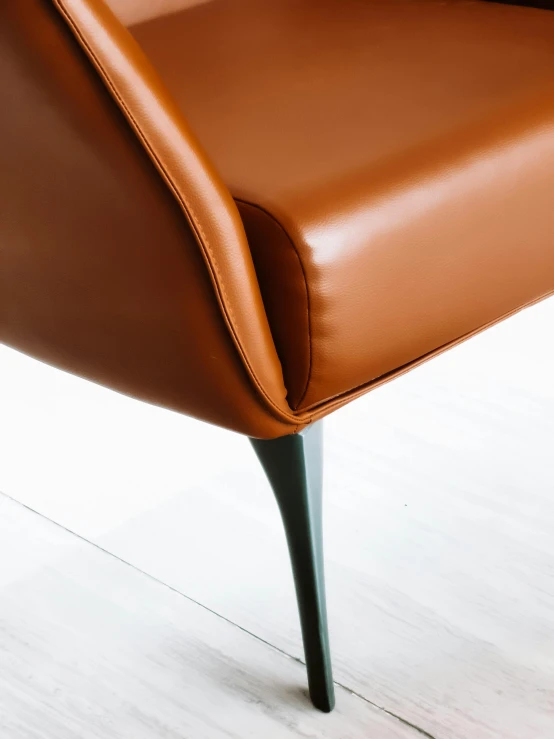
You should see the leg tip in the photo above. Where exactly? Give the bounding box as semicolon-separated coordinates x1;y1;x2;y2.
310;685;336;713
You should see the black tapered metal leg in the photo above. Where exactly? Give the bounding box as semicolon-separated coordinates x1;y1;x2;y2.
250;421;335;712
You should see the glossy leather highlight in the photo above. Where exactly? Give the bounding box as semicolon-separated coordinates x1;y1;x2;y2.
104;0;208;26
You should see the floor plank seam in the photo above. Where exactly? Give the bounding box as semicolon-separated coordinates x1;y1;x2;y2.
0;489;436;737
338;687;438;739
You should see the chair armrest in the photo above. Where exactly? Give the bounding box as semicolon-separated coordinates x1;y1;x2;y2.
0;0;299;437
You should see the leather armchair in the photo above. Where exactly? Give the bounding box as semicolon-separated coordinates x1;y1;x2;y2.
2;0;554;711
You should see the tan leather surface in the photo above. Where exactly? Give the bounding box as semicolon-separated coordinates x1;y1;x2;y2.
51;0;293;424
104;0;209;26
0;0;298;438
132;0;554;411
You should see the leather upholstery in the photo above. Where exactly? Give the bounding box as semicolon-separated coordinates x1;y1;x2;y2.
50;0;305;426
0;0;297;438
103;0;208;26
132;0;554;411
2;0;554;438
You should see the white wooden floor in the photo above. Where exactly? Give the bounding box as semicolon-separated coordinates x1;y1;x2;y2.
1;296;554;739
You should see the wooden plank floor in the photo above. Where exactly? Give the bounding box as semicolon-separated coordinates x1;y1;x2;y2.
1;297;554;737
0;495;421;739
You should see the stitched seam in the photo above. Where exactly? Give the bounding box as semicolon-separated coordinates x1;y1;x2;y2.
235;199;312;409
53;0;301;426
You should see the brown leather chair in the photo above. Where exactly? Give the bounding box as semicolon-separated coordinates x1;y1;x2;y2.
3;0;554;712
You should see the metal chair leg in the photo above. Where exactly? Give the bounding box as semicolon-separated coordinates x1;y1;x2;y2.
250;421;335;712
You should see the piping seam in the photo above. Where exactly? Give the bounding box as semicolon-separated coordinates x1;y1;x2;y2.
53;0;302;426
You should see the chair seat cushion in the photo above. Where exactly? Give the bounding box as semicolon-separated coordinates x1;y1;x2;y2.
131;0;554;410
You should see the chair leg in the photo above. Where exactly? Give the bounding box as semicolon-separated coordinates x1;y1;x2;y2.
250;421;335;712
